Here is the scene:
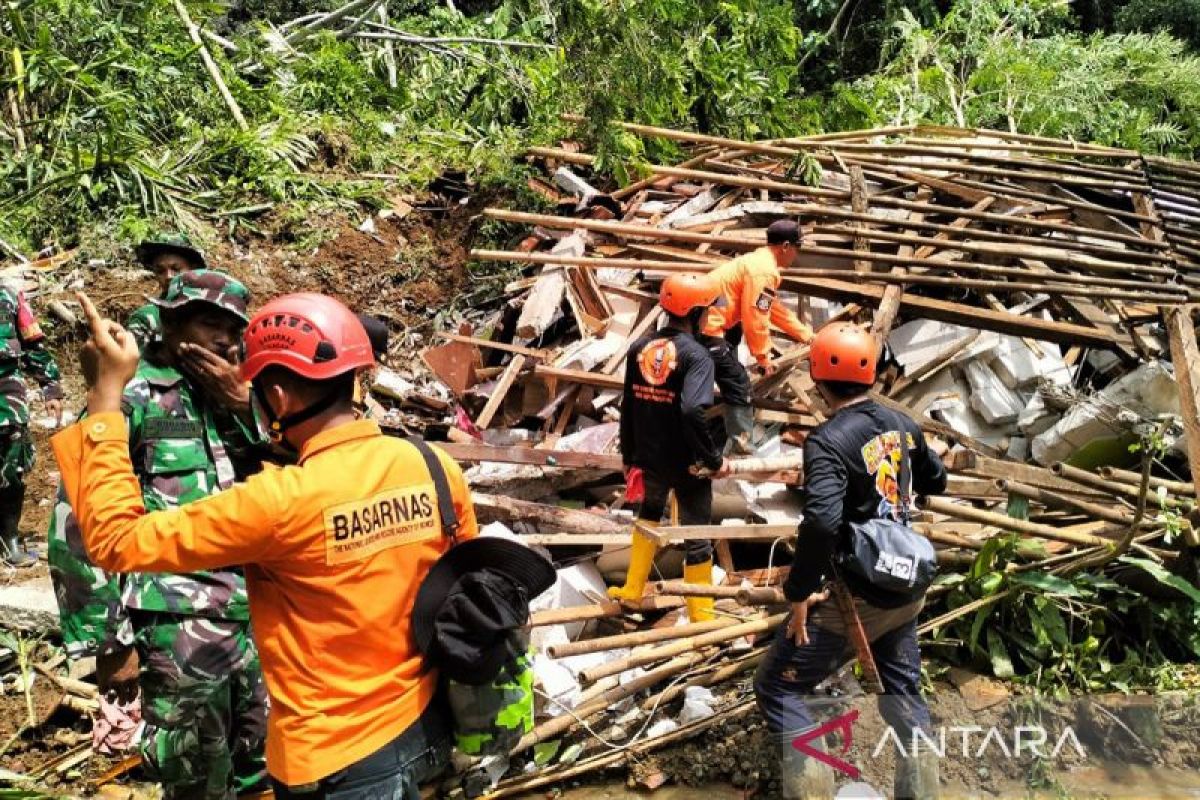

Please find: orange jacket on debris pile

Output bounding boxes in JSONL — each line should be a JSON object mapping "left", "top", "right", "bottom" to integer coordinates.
{"left": 701, "top": 247, "right": 814, "bottom": 366}
{"left": 52, "top": 415, "right": 478, "bottom": 786}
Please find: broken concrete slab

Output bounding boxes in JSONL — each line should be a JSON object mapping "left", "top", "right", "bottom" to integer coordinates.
{"left": 888, "top": 319, "right": 975, "bottom": 374}
{"left": 0, "top": 573, "right": 60, "bottom": 634}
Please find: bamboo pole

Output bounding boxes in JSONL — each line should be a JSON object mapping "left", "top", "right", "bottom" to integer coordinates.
{"left": 809, "top": 225, "right": 1176, "bottom": 279}
{"left": 529, "top": 602, "right": 623, "bottom": 626}
{"left": 736, "top": 586, "right": 787, "bottom": 605}
{"left": 995, "top": 480, "right": 1141, "bottom": 527}
{"left": 1099, "top": 466, "right": 1193, "bottom": 496}
{"left": 471, "top": 248, "right": 1187, "bottom": 303}
{"left": 526, "top": 145, "right": 1168, "bottom": 250}
{"left": 578, "top": 613, "right": 787, "bottom": 685}
{"left": 171, "top": 0, "right": 248, "bottom": 131}
{"left": 1051, "top": 462, "right": 1194, "bottom": 511}
{"left": 514, "top": 651, "right": 708, "bottom": 751}
{"left": 638, "top": 649, "right": 765, "bottom": 711}
{"left": 546, "top": 616, "right": 742, "bottom": 659}
{"left": 652, "top": 581, "right": 745, "bottom": 599}
{"left": 917, "top": 495, "right": 1115, "bottom": 548}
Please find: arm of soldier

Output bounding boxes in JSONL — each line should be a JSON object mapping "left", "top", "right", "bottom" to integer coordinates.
{"left": 52, "top": 413, "right": 287, "bottom": 574}
{"left": 768, "top": 296, "right": 813, "bottom": 344}
{"left": 782, "top": 437, "right": 847, "bottom": 603}
{"left": 740, "top": 271, "right": 776, "bottom": 367}
{"left": 680, "top": 347, "right": 724, "bottom": 473}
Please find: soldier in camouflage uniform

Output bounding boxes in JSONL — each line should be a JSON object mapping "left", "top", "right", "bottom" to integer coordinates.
{"left": 48, "top": 270, "right": 268, "bottom": 800}
{"left": 0, "top": 280, "right": 63, "bottom": 566}
{"left": 126, "top": 233, "right": 207, "bottom": 349}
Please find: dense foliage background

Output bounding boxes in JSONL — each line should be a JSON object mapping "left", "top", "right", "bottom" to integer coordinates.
{"left": 3, "top": 0, "right": 1200, "bottom": 249}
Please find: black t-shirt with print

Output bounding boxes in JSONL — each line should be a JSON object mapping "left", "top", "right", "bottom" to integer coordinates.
{"left": 620, "top": 327, "right": 723, "bottom": 480}
{"left": 784, "top": 399, "right": 948, "bottom": 608}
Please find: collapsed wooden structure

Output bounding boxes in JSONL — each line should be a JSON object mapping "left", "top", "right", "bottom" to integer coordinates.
{"left": 402, "top": 123, "right": 1200, "bottom": 793}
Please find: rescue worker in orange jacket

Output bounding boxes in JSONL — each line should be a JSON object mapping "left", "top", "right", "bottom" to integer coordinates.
{"left": 701, "top": 219, "right": 813, "bottom": 453}
{"left": 56, "top": 292, "right": 478, "bottom": 798}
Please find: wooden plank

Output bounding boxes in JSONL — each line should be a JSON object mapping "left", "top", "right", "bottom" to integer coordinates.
{"left": 474, "top": 493, "right": 624, "bottom": 536}
{"left": 535, "top": 364, "right": 623, "bottom": 390}
{"left": 644, "top": 523, "right": 797, "bottom": 544}
{"left": 602, "top": 306, "right": 663, "bottom": 374}
{"left": 475, "top": 355, "right": 526, "bottom": 429}
{"left": 438, "top": 441, "right": 623, "bottom": 471}
{"left": 946, "top": 451, "right": 1111, "bottom": 498}
{"left": 439, "top": 333, "right": 549, "bottom": 359}
{"left": 849, "top": 165, "right": 871, "bottom": 274}
{"left": 1165, "top": 304, "right": 1200, "bottom": 546}
{"left": 791, "top": 276, "right": 1135, "bottom": 350}
{"left": 520, "top": 533, "right": 633, "bottom": 547}
{"left": 516, "top": 234, "right": 585, "bottom": 339}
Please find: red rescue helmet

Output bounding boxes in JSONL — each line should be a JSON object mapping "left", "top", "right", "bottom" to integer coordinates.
{"left": 659, "top": 272, "right": 724, "bottom": 317}
{"left": 810, "top": 323, "right": 877, "bottom": 385}
{"left": 241, "top": 293, "right": 374, "bottom": 382}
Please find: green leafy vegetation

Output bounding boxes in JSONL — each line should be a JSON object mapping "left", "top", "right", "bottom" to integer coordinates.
{"left": 5, "top": 0, "right": 1200, "bottom": 252}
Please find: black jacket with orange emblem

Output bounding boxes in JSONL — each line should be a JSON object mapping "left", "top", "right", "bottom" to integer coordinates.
{"left": 620, "top": 327, "right": 723, "bottom": 479}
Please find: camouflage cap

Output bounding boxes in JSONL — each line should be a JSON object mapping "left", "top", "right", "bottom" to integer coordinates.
{"left": 135, "top": 232, "right": 207, "bottom": 269}
{"left": 151, "top": 269, "right": 250, "bottom": 322}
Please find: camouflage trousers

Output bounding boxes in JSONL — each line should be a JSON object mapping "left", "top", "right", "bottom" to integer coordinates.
{"left": 0, "top": 423, "right": 32, "bottom": 490}
{"left": 132, "top": 611, "right": 269, "bottom": 800}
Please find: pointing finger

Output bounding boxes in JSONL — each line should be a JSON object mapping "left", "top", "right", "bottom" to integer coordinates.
{"left": 75, "top": 292, "right": 104, "bottom": 333}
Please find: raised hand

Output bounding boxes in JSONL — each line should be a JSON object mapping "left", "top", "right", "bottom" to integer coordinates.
{"left": 77, "top": 292, "right": 139, "bottom": 414}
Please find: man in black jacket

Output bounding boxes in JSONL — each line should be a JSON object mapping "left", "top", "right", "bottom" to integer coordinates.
{"left": 612, "top": 273, "right": 730, "bottom": 622}
{"left": 754, "top": 323, "right": 947, "bottom": 799}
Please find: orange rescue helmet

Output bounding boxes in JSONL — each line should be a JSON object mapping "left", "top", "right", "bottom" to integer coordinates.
{"left": 659, "top": 272, "right": 724, "bottom": 317}
{"left": 810, "top": 323, "right": 877, "bottom": 385}
{"left": 242, "top": 293, "right": 375, "bottom": 382}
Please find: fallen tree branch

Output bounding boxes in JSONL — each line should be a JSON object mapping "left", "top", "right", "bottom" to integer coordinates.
{"left": 358, "top": 21, "right": 555, "bottom": 49}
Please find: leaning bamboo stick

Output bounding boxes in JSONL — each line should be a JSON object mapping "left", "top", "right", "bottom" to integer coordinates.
{"left": 638, "top": 648, "right": 766, "bottom": 711}
{"left": 514, "top": 651, "right": 708, "bottom": 751}
{"left": 578, "top": 613, "right": 787, "bottom": 685}
{"left": 546, "top": 616, "right": 741, "bottom": 659}
{"left": 917, "top": 495, "right": 1115, "bottom": 548}
{"left": 171, "top": 0, "right": 248, "bottom": 131}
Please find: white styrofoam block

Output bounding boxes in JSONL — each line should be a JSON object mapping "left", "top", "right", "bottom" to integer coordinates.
{"left": 887, "top": 320, "right": 974, "bottom": 373}
{"left": 928, "top": 371, "right": 1011, "bottom": 448}
{"left": 989, "top": 336, "right": 1072, "bottom": 390}
{"left": 964, "top": 361, "right": 1025, "bottom": 425}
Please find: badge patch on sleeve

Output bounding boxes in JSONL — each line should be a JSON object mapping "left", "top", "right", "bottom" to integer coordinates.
{"left": 323, "top": 482, "right": 440, "bottom": 565}
{"left": 755, "top": 289, "right": 775, "bottom": 312}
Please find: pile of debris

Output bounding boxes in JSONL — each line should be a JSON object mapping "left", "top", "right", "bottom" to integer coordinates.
{"left": 375, "top": 123, "right": 1200, "bottom": 794}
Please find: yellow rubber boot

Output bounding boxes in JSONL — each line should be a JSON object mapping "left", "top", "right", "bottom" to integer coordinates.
{"left": 607, "top": 523, "right": 659, "bottom": 603}
{"left": 683, "top": 559, "right": 715, "bottom": 622}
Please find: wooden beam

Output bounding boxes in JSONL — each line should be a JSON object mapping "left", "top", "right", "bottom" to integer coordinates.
{"left": 437, "top": 441, "right": 623, "bottom": 471}
{"left": 1165, "top": 304, "right": 1200, "bottom": 546}
{"left": 792, "top": 276, "right": 1135, "bottom": 350}
{"left": 849, "top": 165, "right": 871, "bottom": 274}
{"left": 642, "top": 522, "right": 797, "bottom": 544}
{"left": 475, "top": 354, "right": 526, "bottom": 429}
{"left": 473, "top": 493, "right": 624, "bottom": 536}
{"left": 439, "top": 333, "right": 549, "bottom": 359}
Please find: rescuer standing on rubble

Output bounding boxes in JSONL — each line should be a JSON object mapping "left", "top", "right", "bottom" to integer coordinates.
{"left": 753, "top": 323, "right": 947, "bottom": 800}
{"left": 56, "top": 291, "right": 478, "bottom": 797}
{"left": 610, "top": 272, "right": 730, "bottom": 622}
{"left": 702, "top": 219, "right": 814, "bottom": 453}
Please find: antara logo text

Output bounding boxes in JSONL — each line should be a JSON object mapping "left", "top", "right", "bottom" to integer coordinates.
{"left": 791, "top": 709, "right": 1087, "bottom": 779}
